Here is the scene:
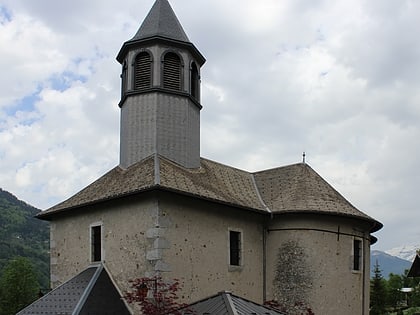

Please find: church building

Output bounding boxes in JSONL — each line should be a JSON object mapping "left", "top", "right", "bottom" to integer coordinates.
{"left": 19, "top": 1, "right": 382, "bottom": 314}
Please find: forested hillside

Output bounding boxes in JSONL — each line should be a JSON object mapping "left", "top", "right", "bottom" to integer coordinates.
{"left": 0, "top": 188, "right": 49, "bottom": 289}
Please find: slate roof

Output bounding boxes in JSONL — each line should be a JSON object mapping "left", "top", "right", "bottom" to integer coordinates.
{"left": 178, "top": 291, "right": 286, "bottom": 315}
{"left": 132, "top": 0, "right": 190, "bottom": 42}
{"left": 37, "top": 155, "right": 382, "bottom": 232}
{"left": 116, "top": 0, "right": 205, "bottom": 68}
{"left": 16, "top": 264, "right": 130, "bottom": 315}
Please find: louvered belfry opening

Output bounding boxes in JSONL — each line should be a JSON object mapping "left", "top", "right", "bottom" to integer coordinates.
{"left": 163, "top": 52, "right": 182, "bottom": 90}
{"left": 134, "top": 52, "right": 152, "bottom": 90}
{"left": 191, "top": 62, "right": 199, "bottom": 99}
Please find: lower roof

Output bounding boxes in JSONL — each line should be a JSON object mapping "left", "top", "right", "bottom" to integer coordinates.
{"left": 408, "top": 254, "right": 420, "bottom": 277}
{"left": 178, "top": 291, "right": 286, "bottom": 315}
{"left": 37, "top": 155, "right": 382, "bottom": 232}
{"left": 16, "top": 264, "right": 130, "bottom": 315}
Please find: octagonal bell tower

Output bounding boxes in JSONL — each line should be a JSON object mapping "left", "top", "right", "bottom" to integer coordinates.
{"left": 117, "top": 0, "right": 205, "bottom": 169}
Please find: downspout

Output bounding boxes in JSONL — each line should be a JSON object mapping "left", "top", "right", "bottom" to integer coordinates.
{"left": 250, "top": 173, "right": 271, "bottom": 303}
{"left": 263, "top": 224, "right": 267, "bottom": 302}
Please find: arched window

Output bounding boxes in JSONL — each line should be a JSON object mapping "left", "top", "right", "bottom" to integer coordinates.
{"left": 190, "top": 62, "right": 199, "bottom": 99}
{"left": 163, "top": 52, "right": 182, "bottom": 91}
{"left": 134, "top": 52, "right": 152, "bottom": 90}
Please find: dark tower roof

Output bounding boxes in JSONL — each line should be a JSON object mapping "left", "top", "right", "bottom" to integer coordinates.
{"left": 132, "top": 0, "right": 190, "bottom": 42}
{"left": 116, "top": 0, "right": 204, "bottom": 64}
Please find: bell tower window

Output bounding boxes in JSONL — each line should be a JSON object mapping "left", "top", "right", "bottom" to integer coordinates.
{"left": 163, "top": 52, "right": 182, "bottom": 91}
{"left": 190, "top": 62, "right": 199, "bottom": 100}
{"left": 134, "top": 52, "right": 152, "bottom": 90}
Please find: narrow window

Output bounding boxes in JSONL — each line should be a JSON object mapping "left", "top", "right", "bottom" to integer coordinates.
{"left": 229, "top": 230, "right": 241, "bottom": 266}
{"left": 91, "top": 225, "right": 102, "bottom": 262}
{"left": 353, "top": 239, "right": 362, "bottom": 271}
{"left": 190, "top": 62, "right": 199, "bottom": 99}
{"left": 134, "top": 52, "right": 152, "bottom": 90}
{"left": 163, "top": 52, "right": 181, "bottom": 90}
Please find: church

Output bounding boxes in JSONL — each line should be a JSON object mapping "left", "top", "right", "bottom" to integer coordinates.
{"left": 18, "top": 1, "right": 382, "bottom": 314}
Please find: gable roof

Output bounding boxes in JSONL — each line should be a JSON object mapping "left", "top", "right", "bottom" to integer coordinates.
{"left": 132, "top": 0, "right": 190, "bottom": 42}
{"left": 408, "top": 253, "right": 420, "bottom": 277}
{"left": 16, "top": 264, "right": 130, "bottom": 315}
{"left": 178, "top": 291, "right": 285, "bottom": 315}
{"left": 37, "top": 155, "right": 381, "bottom": 232}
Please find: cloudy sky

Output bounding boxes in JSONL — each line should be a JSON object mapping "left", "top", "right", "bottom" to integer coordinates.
{"left": 1, "top": 0, "right": 419, "bottom": 251}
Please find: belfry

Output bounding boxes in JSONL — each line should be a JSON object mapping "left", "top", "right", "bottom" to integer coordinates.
{"left": 117, "top": 0, "right": 205, "bottom": 169}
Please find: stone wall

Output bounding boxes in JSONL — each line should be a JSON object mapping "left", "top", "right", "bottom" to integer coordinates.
{"left": 266, "top": 213, "right": 372, "bottom": 315}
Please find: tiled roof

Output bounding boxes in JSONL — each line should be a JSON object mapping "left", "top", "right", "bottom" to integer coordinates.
{"left": 38, "top": 155, "right": 381, "bottom": 232}
{"left": 16, "top": 264, "right": 130, "bottom": 315}
{"left": 159, "top": 157, "right": 265, "bottom": 211}
{"left": 254, "top": 163, "right": 378, "bottom": 222}
{"left": 179, "top": 291, "right": 286, "bottom": 315}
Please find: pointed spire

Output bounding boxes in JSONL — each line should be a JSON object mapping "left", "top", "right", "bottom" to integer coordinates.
{"left": 132, "top": 0, "right": 190, "bottom": 43}
{"left": 117, "top": 0, "right": 204, "bottom": 65}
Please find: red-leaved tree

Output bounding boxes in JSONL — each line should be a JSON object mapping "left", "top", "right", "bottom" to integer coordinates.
{"left": 124, "top": 276, "right": 189, "bottom": 315}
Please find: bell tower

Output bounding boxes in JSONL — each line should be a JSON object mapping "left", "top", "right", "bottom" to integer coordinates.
{"left": 116, "top": 0, "right": 205, "bottom": 169}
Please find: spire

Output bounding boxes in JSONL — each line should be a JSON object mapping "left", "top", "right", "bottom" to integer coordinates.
{"left": 116, "top": 0, "right": 204, "bottom": 65}
{"left": 116, "top": 0, "right": 206, "bottom": 169}
{"left": 132, "top": 0, "right": 190, "bottom": 43}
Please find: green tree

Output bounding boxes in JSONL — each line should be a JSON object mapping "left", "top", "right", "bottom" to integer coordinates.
{"left": 403, "top": 269, "right": 420, "bottom": 308}
{"left": 0, "top": 257, "right": 39, "bottom": 315}
{"left": 387, "top": 273, "right": 404, "bottom": 309}
{"left": 370, "top": 261, "right": 387, "bottom": 315}
{"left": 410, "top": 281, "right": 420, "bottom": 308}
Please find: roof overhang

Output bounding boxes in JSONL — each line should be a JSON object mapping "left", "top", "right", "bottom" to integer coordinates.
{"left": 116, "top": 35, "right": 206, "bottom": 66}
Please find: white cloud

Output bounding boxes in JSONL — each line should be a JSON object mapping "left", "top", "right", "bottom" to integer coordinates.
{"left": 0, "top": 0, "right": 418, "bottom": 251}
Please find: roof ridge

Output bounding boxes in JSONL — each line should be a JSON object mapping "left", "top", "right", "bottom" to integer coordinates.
{"left": 73, "top": 264, "right": 103, "bottom": 314}
{"left": 252, "top": 161, "right": 306, "bottom": 175}
{"left": 221, "top": 292, "right": 239, "bottom": 315}
{"left": 251, "top": 173, "right": 272, "bottom": 213}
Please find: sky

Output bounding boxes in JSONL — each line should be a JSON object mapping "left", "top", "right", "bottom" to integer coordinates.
{"left": 0, "top": 0, "right": 419, "bottom": 252}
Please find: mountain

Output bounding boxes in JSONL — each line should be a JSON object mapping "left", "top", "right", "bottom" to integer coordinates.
{"left": 371, "top": 250, "right": 412, "bottom": 278}
{"left": 0, "top": 188, "right": 49, "bottom": 289}
{"left": 386, "top": 244, "right": 419, "bottom": 263}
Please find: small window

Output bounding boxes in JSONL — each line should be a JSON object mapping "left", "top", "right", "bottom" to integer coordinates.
{"left": 163, "top": 52, "right": 182, "bottom": 90}
{"left": 190, "top": 62, "right": 199, "bottom": 99}
{"left": 91, "top": 225, "right": 102, "bottom": 262}
{"left": 229, "top": 230, "right": 241, "bottom": 266}
{"left": 134, "top": 52, "right": 152, "bottom": 90}
{"left": 353, "top": 239, "right": 362, "bottom": 271}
